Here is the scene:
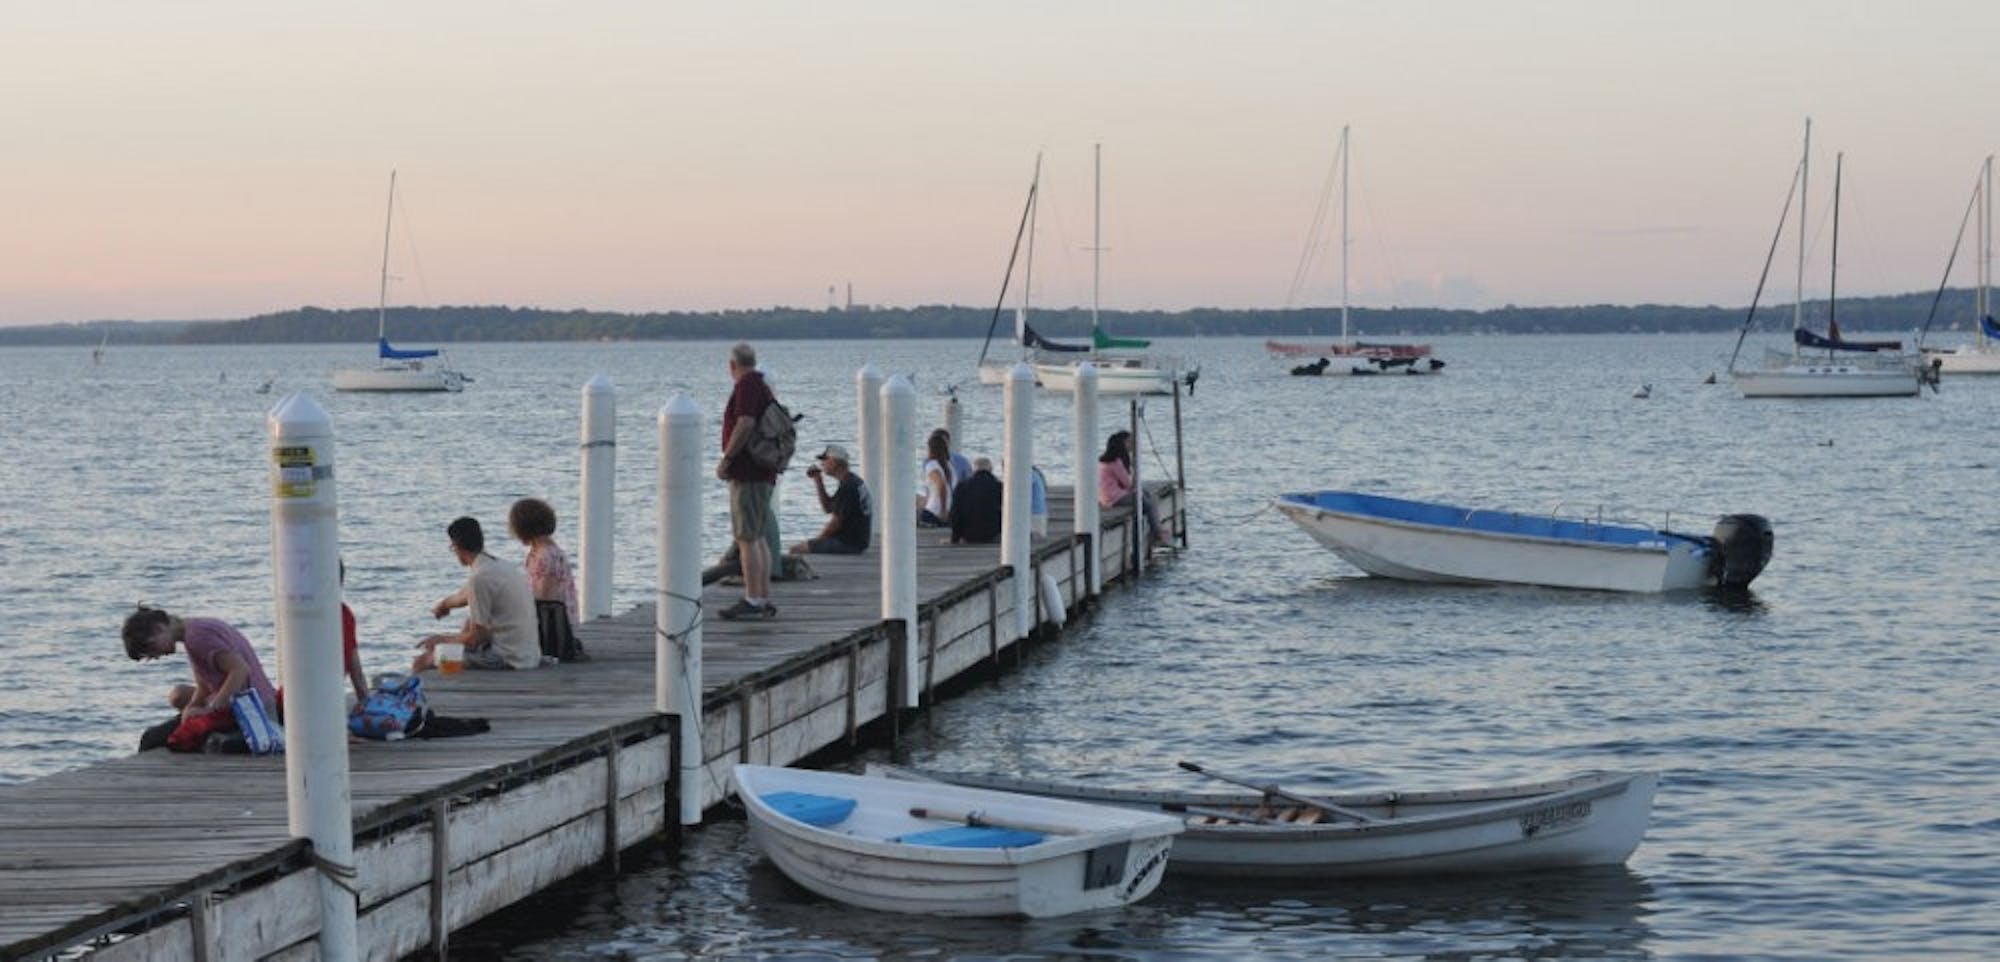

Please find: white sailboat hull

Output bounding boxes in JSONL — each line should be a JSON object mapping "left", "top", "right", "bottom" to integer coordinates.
{"left": 1732, "top": 360, "right": 1922, "bottom": 397}
{"left": 1036, "top": 360, "right": 1177, "bottom": 396}
{"left": 1275, "top": 491, "right": 1724, "bottom": 593}
{"left": 332, "top": 362, "right": 465, "bottom": 392}
{"left": 735, "top": 765, "right": 1181, "bottom": 918}
{"left": 1927, "top": 345, "right": 2000, "bottom": 374}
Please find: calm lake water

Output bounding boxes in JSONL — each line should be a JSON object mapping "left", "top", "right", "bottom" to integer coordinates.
{"left": 2, "top": 334, "right": 1995, "bottom": 959}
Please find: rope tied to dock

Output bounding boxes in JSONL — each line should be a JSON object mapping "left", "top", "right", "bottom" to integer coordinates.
{"left": 306, "top": 843, "right": 362, "bottom": 901}
{"left": 654, "top": 589, "right": 731, "bottom": 801}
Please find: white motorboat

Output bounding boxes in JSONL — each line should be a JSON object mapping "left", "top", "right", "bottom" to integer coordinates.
{"left": 1274, "top": 490, "right": 1772, "bottom": 592}
{"left": 1922, "top": 155, "right": 2000, "bottom": 375}
{"left": 876, "top": 763, "right": 1658, "bottom": 880}
{"left": 733, "top": 764, "right": 1182, "bottom": 918}
{"left": 332, "top": 171, "right": 468, "bottom": 393}
{"left": 1730, "top": 120, "right": 1929, "bottom": 398}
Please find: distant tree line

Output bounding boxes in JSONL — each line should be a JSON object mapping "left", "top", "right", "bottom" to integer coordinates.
{"left": 1, "top": 289, "right": 1986, "bottom": 347}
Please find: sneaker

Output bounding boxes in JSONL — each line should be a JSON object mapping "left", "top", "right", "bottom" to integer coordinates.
{"left": 718, "top": 599, "right": 777, "bottom": 620}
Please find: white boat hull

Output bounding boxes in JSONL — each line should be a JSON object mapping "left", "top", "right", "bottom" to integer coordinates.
{"left": 332, "top": 362, "right": 465, "bottom": 392}
{"left": 879, "top": 768, "right": 1656, "bottom": 880}
{"left": 1926, "top": 345, "right": 2000, "bottom": 374}
{"left": 1732, "top": 362, "right": 1921, "bottom": 397}
{"left": 1275, "top": 492, "right": 1722, "bottom": 592}
{"left": 735, "top": 765, "right": 1181, "bottom": 918}
{"left": 1036, "top": 360, "right": 1176, "bottom": 396}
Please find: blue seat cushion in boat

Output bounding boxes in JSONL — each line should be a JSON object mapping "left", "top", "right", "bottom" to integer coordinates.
{"left": 896, "top": 825, "right": 1046, "bottom": 848}
{"left": 762, "top": 791, "right": 856, "bottom": 827}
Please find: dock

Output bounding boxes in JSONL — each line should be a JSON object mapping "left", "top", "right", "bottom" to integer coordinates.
{"left": 0, "top": 485, "right": 1181, "bottom": 962}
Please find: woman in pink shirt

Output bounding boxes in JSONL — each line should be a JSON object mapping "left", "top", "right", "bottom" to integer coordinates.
{"left": 1096, "top": 430, "right": 1168, "bottom": 549}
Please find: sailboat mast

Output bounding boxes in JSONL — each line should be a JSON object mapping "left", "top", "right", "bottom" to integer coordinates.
{"left": 1023, "top": 154, "right": 1040, "bottom": 324}
{"left": 1091, "top": 143, "right": 1102, "bottom": 331}
{"left": 1794, "top": 120, "right": 1810, "bottom": 343}
{"left": 1828, "top": 152, "right": 1842, "bottom": 340}
{"left": 1982, "top": 154, "right": 1992, "bottom": 337}
{"left": 377, "top": 170, "right": 397, "bottom": 342}
{"left": 1340, "top": 125, "right": 1351, "bottom": 349}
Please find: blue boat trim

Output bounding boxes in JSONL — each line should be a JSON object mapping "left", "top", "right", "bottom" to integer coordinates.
{"left": 895, "top": 825, "right": 1047, "bottom": 848}
{"left": 1277, "top": 491, "right": 1706, "bottom": 551}
{"left": 762, "top": 791, "right": 857, "bottom": 827}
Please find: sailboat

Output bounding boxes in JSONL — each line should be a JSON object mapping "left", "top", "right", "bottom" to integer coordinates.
{"left": 1921, "top": 155, "right": 2000, "bottom": 375}
{"left": 91, "top": 331, "right": 107, "bottom": 365}
{"left": 1265, "top": 126, "right": 1442, "bottom": 376}
{"left": 332, "top": 171, "right": 467, "bottom": 393}
{"left": 976, "top": 154, "right": 1089, "bottom": 385}
{"left": 1033, "top": 145, "right": 1185, "bottom": 396}
{"left": 1730, "top": 121, "right": 1930, "bottom": 399}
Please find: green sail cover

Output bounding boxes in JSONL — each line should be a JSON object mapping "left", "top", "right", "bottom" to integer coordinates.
{"left": 1092, "top": 325, "right": 1150, "bottom": 350}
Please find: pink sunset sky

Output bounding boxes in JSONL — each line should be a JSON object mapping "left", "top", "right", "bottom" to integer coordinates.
{"left": 3, "top": 1, "right": 1997, "bottom": 326}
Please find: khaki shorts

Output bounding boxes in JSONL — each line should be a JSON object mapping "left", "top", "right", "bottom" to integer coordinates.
{"left": 730, "top": 481, "right": 774, "bottom": 542}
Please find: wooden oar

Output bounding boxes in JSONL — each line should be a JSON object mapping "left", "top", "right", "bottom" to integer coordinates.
{"left": 908, "top": 807, "right": 1082, "bottom": 836}
{"left": 1176, "top": 761, "right": 1379, "bottom": 823}
{"left": 1161, "top": 802, "right": 1275, "bottom": 825}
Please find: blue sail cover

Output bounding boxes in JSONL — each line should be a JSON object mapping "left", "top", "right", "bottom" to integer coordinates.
{"left": 1022, "top": 322, "right": 1091, "bottom": 353}
{"left": 378, "top": 337, "right": 440, "bottom": 360}
{"left": 1983, "top": 314, "right": 2000, "bottom": 340}
{"left": 1794, "top": 328, "right": 1900, "bottom": 353}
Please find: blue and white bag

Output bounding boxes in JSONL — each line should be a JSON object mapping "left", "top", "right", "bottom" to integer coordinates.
{"left": 229, "top": 689, "right": 286, "bottom": 755}
{"left": 349, "top": 673, "right": 429, "bottom": 740}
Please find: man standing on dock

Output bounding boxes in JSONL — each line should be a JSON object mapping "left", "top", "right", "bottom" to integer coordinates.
{"left": 717, "top": 341, "right": 779, "bottom": 620}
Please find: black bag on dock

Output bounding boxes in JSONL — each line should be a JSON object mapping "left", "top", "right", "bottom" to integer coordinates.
{"left": 536, "top": 599, "right": 588, "bottom": 663}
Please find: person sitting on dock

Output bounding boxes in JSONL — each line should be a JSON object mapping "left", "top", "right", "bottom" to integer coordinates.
{"left": 950, "top": 456, "right": 1004, "bottom": 544}
{"left": 123, "top": 606, "right": 279, "bottom": 753}
{"left": 413, "top": 516, "right": 541, "bottom": 672}
{"left": 917, "top": 430, "right": 955, "bottom": 528}
{"left": 791, "top": 444, "right": 871, "bottom": 556}
{"left": 1098, "top": 430, "right": 1168, "bottom": 550}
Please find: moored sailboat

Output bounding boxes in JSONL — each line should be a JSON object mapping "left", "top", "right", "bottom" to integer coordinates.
{"left": 1266, "top": 126, "right": 1442, "bottom": 376}
{"left": 1730, "top": 121, "right": 1931, "bottom": 398}
{"left": 332, "top": 171, "right": 467, "bottom": 393}
{"left": 1921, "top": 155, "right": 2000, "bottom": 375}
{"left": 975, "top": 154, "right": 1088, "bottom": 385}
{"left": 1032, "top": 144, "right": 1185, "bottom": 396}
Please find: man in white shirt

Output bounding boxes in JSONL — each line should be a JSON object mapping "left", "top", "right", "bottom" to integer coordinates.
{"left": 413, "top": 516, "right": 541, "bottom": 671}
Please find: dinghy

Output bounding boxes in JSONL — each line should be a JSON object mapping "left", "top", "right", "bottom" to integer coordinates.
{"left": 733, "top": 764, "right": 1182, "bottom": 918}
{"left": 1274, "top": 490, "right": 1772, "bottom": 592}
{"left": 875, "top": 763, "right": 1657, "bottom": 880}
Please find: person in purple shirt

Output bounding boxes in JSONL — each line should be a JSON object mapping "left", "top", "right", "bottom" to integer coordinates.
{"left": 123, "top": 606, "right": 278, "bottom": 751}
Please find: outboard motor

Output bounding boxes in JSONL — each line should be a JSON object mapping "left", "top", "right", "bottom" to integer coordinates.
{"left": 1708, "top": 514, "right": 1774, "bottom": 588}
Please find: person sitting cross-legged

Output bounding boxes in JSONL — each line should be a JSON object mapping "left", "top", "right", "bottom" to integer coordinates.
{"left": 949, "top": 456, "right": 1004, "bottom": 545}
{"left": 413, "top": 516, "right": 541, "bottom": 672}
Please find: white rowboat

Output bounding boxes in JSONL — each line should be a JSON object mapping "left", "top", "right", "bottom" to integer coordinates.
{"left": 876, "top": 766, "right": 1657, "bottom": 880}
{"left": 733, "top": 764, "right": 1182, "bottom": 918}
{"left": 1275, "top": 490, "right": 1772, "bottom": 592}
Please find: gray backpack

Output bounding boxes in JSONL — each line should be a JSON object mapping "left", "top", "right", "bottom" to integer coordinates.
{"left": 745, "top": 399, "right": 797, "bottom": 473}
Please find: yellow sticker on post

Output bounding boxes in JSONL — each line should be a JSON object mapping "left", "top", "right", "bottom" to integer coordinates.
{"left": 273, "top": 445, "right": 317, "bottom": 498}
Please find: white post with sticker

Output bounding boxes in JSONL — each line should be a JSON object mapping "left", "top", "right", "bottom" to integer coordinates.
{"left": 579, "top": 373, "right": 616, "bottom": 620}
{"left": 266, "top": 392, "right": 358, "bottom": 961}
{"left": 657, "top": 394, "right": 703, "bottom": 824}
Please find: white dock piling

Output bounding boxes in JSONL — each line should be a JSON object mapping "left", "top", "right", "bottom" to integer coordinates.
{"left": 857, "top": 364, "right": 884, "bottom": 544}
{"left": 265, "top": 392, "right": 358, "bottom": 962}
{"left": 1072, "top": 362, "right": 1101, "bottom": 597}
{"left": 1001, "top": 363, "right": 1035, "bottom": 639}
{"left": 657, "top": 394, "right": 704, "bottom": 825}
{"left": 579, "top": 374, "right": 616, "bottom": 621}
{"left": 942, "top": 389, "right": 962, "bottom": 452}
{"left": 881, "top": 375, "right": 919, "bottom": 708}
